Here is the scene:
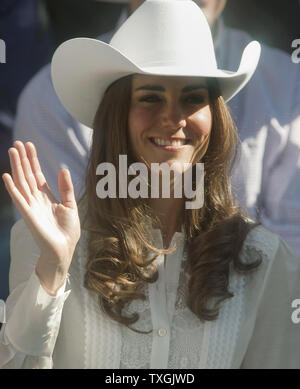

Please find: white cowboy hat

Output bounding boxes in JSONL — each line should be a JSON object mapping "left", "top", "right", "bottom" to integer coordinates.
{"left": 51, "top": 0, "right": 261, "bottom": 128}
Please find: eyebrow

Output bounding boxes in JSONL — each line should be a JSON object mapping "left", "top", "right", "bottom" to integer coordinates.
{"left": 182, "top": 85, "right": 207, "bottom": 93}
{"left": 134, "top": 84, "right": 207, "bottom": 92}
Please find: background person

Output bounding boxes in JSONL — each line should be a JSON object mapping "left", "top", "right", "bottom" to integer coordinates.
{"left": 0, "top": 0, "right": 127, "bottom": 302}
{"left": 0, "top": 0, "right": 53, "bottom": 301}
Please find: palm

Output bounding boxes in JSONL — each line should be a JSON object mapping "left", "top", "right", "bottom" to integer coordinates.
{"left": 28, "top": 187, "right": 80, "bottom": 260}
{"left": 2, "top": 141, "right": 81, "bottom": 263}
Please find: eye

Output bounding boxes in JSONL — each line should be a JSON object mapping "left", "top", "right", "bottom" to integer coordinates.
{"left": 184, "top": 94, "right": 206, "bottom": 104}
{"left": 139, "top": 94, "right": 162, "bottom": 103}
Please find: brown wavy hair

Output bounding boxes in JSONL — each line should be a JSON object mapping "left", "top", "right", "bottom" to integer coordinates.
{"left": 79, "top": 74, "right": 261, "bottom": 330}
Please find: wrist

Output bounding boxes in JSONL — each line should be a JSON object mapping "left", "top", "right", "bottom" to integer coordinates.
{"left": 36, "top": 257, "right": 69, "bottom": 296}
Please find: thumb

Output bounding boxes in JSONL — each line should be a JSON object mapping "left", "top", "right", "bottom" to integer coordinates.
{"left": 58, "top": 168, "right": 77, "bottom": 210}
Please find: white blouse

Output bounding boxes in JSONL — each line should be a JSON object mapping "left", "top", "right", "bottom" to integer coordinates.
{"left": 1, "top": 216, "right": 300, "bottom": 369}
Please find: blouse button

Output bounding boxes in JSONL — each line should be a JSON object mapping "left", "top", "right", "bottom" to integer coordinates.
{"left": 158, "top": 328, "right": 167, "bottom": 337}
{"left": 180, "top": 357, "right": 188, "bottom": 368}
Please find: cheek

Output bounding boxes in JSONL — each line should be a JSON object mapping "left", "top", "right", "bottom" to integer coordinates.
{"left": 188, "top": 106, "right": 212, "bottom": 138}
{"left": 128, "top": 105, "right": 156, "bottom": 139}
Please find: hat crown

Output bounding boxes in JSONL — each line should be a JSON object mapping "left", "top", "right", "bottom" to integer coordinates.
{"left": 110, "top": 0, "right": 217, "bottom": 72}
{"left": 51, "top": 0, "right": 261, "bottom": 128}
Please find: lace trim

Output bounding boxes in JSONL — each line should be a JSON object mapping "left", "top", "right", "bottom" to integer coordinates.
{"left": 119, "top": 284, "right": 151, "bottom": 369}
{"left": 200, "top": 271, "right": 246, "bottom": 369}
{"left": 170, "top": 267, "right": 204, "bottom": 368}
{"left": 76, "top": 229, "right": 122, "bottom": 369}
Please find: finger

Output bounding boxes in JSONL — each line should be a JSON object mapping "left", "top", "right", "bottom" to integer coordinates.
{"left": 2, "top": 173, "right": 50, "bottom": 246}
{"left": 8, "top": 147, "right": 32, "bottom": 203}
{"left": 25, "top": 141, "right": 58, "bottom": 204}
{"left": 2, "top": 173, "right": 31, "bottom": 218}
{"left": 58, "top": 169, "right": 77, "bottom": 210}
{"left": 13, "top": 140, "right": 38, "bottom": 194}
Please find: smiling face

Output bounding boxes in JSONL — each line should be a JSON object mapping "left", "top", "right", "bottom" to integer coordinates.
{"left": 128, "top": 74, "right": 212, "bottom": 171}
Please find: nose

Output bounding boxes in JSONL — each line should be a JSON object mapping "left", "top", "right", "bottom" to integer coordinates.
{"left": 161, "top": 100, "right": 187, "bottom": 130}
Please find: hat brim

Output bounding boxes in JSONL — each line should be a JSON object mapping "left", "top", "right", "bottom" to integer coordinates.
{"left": 51, "top": 38, "right": 261, "bottom": 128}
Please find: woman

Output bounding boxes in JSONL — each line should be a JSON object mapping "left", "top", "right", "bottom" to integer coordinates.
{"left": 1, "top": 0, "right": 300, "bottom": 369}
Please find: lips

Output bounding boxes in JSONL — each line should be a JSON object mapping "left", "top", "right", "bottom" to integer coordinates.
{"left": 150, "top": 137, "right": 190, "bottom": 147}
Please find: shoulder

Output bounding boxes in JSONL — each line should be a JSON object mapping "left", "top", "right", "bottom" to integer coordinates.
{"left": 240, "top": 223, "right": 300, "bottom": 274}
{"left": 17, "top": 63, "right": 52, "bottom": 104}
{"left": 15, "top": 62, "right": 79, "bottom": 127}
{"left": 16, "top": 63, "right": 71, "bottom": 118}
{"left": 241, "top": 224, "right": 279, "bottom": 263}
{"left": 223, "top": 24, "right": 293, "bottom": 69}
{"left": 223, "top": 24, "right": 299, "bottom": 95}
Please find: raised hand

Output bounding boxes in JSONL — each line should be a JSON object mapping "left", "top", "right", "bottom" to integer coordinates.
{"left": 2, "top": 141, "right": 81, "bottom": 273}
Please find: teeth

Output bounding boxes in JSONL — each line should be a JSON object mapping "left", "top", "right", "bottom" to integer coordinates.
{"left": 153, "top": 138, "right": 186, "bottom": 147}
